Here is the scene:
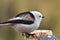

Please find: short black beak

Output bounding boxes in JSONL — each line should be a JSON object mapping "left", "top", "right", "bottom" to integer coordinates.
{"left": 42, "top": 16, "right": 44, "bottom": 18}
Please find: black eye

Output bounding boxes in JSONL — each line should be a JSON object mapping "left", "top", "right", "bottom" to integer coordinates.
{"left": 39, "top": 16, "right": 41, "bottom": 17}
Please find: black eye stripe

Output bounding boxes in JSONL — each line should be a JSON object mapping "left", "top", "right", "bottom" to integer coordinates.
{"left": 39, "top": 16, "right": 41, "bottom": 17}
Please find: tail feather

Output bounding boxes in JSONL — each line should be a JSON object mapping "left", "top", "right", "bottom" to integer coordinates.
{"left": 0, "top": 22, "right": 10, "bottom": 25}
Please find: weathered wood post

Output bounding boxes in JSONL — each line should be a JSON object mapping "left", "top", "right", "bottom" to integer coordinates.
{"left": 23, "top": 30, "right": 53, "bottom": 40}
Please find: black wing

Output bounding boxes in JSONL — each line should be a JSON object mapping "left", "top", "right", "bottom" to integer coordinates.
{"left": 0, "top": 19, "right": 34, "bottom": 25}
{"left": 15, "top": 11, "right": 35, "bottom": 19}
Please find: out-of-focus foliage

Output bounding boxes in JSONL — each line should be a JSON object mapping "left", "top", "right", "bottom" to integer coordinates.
{"left": 0, "top": 0, "right": 60, "bottom": 40}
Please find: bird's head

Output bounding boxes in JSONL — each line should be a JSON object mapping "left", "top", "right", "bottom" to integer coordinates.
{"left": 30, "top": 11, "right": 44, "bottom": 26}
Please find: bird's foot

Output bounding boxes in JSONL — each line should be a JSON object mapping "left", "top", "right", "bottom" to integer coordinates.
{"left": 22, "top": 32, "right": 35, "bottom": 38}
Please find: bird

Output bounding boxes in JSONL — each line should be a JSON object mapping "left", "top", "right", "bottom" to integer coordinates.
{"left": 0, "top": 11, "right": 44, "bottom": 34}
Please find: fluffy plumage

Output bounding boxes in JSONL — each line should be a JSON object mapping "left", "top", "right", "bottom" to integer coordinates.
{"left": 0, "top": 11, "right": 44, "bottom": 33}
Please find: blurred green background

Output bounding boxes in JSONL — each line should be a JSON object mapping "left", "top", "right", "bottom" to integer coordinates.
{"left": 0, "top": 0, "right": 60, "bottom": 40}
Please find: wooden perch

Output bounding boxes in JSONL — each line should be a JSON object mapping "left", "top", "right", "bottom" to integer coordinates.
{"left": 23, "top": 30, "right": 53, "bottom": 40}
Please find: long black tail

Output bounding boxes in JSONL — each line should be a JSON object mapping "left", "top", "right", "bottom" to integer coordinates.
{"left": 0, "top": 21, "right": 10, "bottom": 25}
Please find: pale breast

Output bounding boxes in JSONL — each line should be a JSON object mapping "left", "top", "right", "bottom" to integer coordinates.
{"left": 12, "top": 24, "right": 34, "bottom": 33}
